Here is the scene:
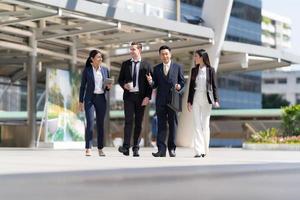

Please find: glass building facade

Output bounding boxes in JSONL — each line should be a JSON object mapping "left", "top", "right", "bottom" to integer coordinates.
{"left": 226, "top": 0, "right": 262, "bottom": 45}
{"left": 217, "top": 71, "right": 262, "bottom": 109}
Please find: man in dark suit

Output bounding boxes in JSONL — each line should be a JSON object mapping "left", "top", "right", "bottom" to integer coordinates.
{"left": 118, "top": 42, "right": 153, "bottom": 157}
{"left": 146, "top": 45, "right": 185, "bottom": 157}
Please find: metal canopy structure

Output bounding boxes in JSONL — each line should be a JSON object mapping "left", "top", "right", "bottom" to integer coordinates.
{"left": 1, "top": 0, "right": 299, "bottom": 79}
{"left": 0, "top": 0, "right": 214, "bottom": 81}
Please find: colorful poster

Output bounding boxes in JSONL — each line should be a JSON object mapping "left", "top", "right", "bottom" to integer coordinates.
{"left": 46, "top": 69, "right": 84, "bottom": 142}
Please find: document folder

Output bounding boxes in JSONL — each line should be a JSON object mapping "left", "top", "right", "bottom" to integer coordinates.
{"left": 167, "top": 87, "right": 183, "bottom": 112}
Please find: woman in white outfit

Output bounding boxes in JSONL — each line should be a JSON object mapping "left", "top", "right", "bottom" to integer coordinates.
{"left": 187, "top": 49, "right": 220, "bottom": 158}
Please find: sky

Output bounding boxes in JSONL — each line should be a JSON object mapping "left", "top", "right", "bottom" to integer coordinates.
{"left": 262, "top": 0, "right": 300, "bottom": 69}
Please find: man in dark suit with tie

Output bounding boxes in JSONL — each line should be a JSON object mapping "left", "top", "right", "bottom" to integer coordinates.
{"left": 118, "top": 42, "right": 153, "bottom": 157}
{"left": 146, "top": 45, "right": 185, "bottom": 157}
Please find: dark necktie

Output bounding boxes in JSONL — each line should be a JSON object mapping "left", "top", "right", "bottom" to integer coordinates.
{"left": 132, "top": 61, "right": 138, "bottom": 87}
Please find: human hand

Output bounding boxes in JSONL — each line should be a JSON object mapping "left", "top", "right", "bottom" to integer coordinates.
{"left": 124, "top": 83, "right": 131, "bottom": 90}
{"left": 146, "top": 73, "right": 152, "bottom": 84}
{"left": 214, "top": 102, "right": 220, "bottom": 108}
{"left": 175, "top": 84, "right": 181, "bottom": 91}
{"left": 187, "top": 103, "right": 192, "bottom": 112}
{"left": 141, "top": 97, "right": 150, "bottom": 106}
{"left": 106, "top": 83, "right": 113, "bottom": 89}
{"left": 79, "top": 102, "right": 84, "bottom": 112}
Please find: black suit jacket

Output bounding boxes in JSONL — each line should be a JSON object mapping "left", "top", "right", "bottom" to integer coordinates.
{"left": 118, "top": 59, "right": 153, "bottom": 100}
{"left": 187, "top": 66, "right": 219, "bottom": 105}
{"left": 79, "top": 66, "right": 110, "bottom": 103}
{"left": 152, "top": 61, "right": 185, "bottom": 106}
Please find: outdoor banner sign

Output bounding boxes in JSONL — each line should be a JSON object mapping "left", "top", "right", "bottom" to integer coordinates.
{"left": 45, "top": 68, "right": 85, "bottom": 142}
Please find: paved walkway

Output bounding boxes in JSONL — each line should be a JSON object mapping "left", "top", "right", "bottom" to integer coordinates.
{"left": 1, "top": 147, "right": 300, "bottom": 200}
{"left": 1, "top": 147, "right": 300, "bottom": 175}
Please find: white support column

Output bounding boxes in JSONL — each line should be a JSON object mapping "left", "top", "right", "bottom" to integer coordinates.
{"left": 28, "top": 29, "right": 37, "bottom": 147}
{"left": 103, "top": 52, "right": 112, "bottom": 146}
{"left": 177, "top": 0, "right": 233, "bottom": 147}
{"left": 201, "top": 0, "right": 233, "bottom": 71}
{"left": 176, "top": 0, "right": 181, "bottom": 22}
{"left": 69, "top": 36, "right": 77, "bottom": 72}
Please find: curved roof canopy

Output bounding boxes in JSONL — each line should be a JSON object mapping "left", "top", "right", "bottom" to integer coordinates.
{"left": 0, "top": 0, "right": 298, "bottom": 83}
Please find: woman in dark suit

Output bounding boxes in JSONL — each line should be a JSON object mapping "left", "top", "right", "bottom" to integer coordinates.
{"left": 79, "top": 49, "right": 112, "bottom": 156}
{"left": 187, "top": 49, "right": 220, "bottom": 158}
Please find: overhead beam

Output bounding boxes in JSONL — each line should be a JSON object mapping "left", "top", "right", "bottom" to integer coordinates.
{"left": 0, "top": 33, "right": 24, "bottom": 43}
{"left": 77, "top": 31, "right": 166, "bottom": 50}
{"left": 47, "top": 38, "right": 74, "bottom": 46}
{"left": 0, "top": 40, "right": 86, "bottom": 63}
{"left": 1, "top": 0, "right": 59, "bottom": 14}
{"left": 10, "top": 68, "right": 26, "bottom": 82}
{"left": 220, "top": 53, "right": 248, "bottom": 68}
{"left": 0, "top": 25, "right": 33, "bottom": 37}
{"left": 109, "top": 42, "right": 211, "bottom": 62}
{"left": 36, "top": 23, "right": 121, "bottom": 41}
{"left": 0, "top": 9, "right": 60, "bottom": 26}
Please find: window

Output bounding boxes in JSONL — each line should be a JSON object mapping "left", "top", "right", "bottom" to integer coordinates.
{"left": 296, "top": 77, "right": 300, "bottom": 84}
{"left": 217, "top": 77, "right": 227, "bottom": 88}
{"left": 296, "top": 94, "right": 300, "bottom": 104}
{"left": 230, "top": 1, "right": 262, "bottom": 23}
{"left": 278, "top": 78, "right": 287, "bottom": 84}
{"left": 180, "top": 0, "right": 204, "bottom": 7}
{"left": 264, "top": 79, "right": 275, "bottom": 84}
{"left": 228, "top": 79, "right": 240, "bottom": 90}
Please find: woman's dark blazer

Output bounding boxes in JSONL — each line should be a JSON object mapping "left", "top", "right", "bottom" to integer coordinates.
{"left": 187, "top": 66, "right": 218, "bottom": 105}
{"left": 79, "top": 66, "right": 110, "bottom": 103}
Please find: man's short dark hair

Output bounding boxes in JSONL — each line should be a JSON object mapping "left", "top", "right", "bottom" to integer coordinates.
{"left": 159, "top": 45, "right": 171, "bottom": 53}
{"left": 131, "top": 41, "right": 142, "bottom": 50}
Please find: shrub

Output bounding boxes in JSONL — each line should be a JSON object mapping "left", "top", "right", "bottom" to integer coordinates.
{"left": 247, "top": 128, "right": 300, "bottom": 144}
{"left": 282, "top": 104, "right": 300, "bottom": 136}
{"left": 248, "top": 128, "right": 279, "bottom": 143}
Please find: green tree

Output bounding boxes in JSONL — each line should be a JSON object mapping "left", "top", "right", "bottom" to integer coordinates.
{"left": 262, "top": 94, "right": 290, "bottom": 108}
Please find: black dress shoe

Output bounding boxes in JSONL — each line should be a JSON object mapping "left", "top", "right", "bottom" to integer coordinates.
{"left": 118, "top": 146, "right": 129, "bottom": 156}
{"left": 169, "top": 150, "right": 176, "bottom": 157}
{"left": 133, "top": 150, "right": 140, "bottom": 157}
{"left": 201, "top": 154, "right": 206, "bottom": 157}
{"left": 194, "top": 155, "right": 201, "bottom": 158}
{"left": 152, "top": 151, "right": 166, "bottom": 157}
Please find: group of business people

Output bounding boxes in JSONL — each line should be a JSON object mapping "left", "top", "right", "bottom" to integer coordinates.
{"left": 79, "top": 42, "right": 219, "bottom": 158}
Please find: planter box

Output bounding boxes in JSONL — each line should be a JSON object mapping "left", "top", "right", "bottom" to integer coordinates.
{"left": 243, "top": 143, "right": 300, "bottom": 151}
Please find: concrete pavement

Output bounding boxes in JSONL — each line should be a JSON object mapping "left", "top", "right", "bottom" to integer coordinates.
{"left": 1, "top": 147, "right": 300, "bottom": 200}
{"left": 1, "top": 147, "right": 300, "bottom": 175}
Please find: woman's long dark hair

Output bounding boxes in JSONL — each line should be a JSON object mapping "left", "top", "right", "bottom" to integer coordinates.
{"left": 195, "top": 49, "right": 211, "bottom": 67}
{"left": 85, "top": 49, "right": 101, "bottom": 68}
{"left": 191, "top": 49, "right": 211, "bottom": 80}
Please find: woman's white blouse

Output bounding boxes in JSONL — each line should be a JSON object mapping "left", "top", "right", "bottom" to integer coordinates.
{"left": 195, "top": 66, "right": 207, "bottom": 92}
{"left": 93, "top": 67, "right": 104, "bottom": 94}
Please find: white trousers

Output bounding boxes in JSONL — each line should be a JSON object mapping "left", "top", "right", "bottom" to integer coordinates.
{"left": 192, "top": 91, "right": 212, "bottom": 155}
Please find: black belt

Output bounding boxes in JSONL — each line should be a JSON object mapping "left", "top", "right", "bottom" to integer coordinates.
{"left": 129, "top": 92, "right": 139, "bottom": 95}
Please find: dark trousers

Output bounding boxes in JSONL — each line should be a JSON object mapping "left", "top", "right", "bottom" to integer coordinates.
{"left": 156, "top": 104, "right": 177, "bottom": 154}
{"left": 123, "top": 93, "right": 145, "bottom": 151}
{"left": 84, "top": 94, "right": 106, "bottom": 149}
